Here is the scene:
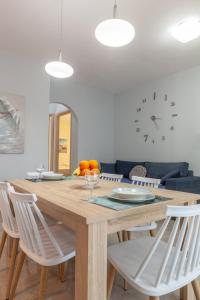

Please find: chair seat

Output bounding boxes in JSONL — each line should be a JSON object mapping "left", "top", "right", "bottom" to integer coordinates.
{"left": 108, "top": 237, "right": 199, "bottom": 297}
{"left": 126, "top": 222, "right": 157, "bottom": 232}
{"left": 20, "top": 223, "right": 75, "bottom": 267}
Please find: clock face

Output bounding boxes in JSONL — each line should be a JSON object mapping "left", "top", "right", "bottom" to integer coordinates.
{"left": 134, "top": 92, "right": 178, "bottom": 144}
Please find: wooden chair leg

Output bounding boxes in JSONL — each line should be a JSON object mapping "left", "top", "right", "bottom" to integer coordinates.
{"left": 58, "top": 262, "right": 66, "bottom": 282}
{"left": 117, "top": 232, "right": 123, "bottom": 243}
{"left": 5, "top": 238, "right": 19, "bottom": 300}
{"left": 7, "top": 236, "right": 13, "bottom": 258}
{"left": 9, "top": 251, "right": 26, "bottom": 300}
{"left": 192, "top": 279, "right": 200, "bottom": 300}
{"left": 150, "top": 229, "right": 156, "bottom": 237}
{"left": 107, "top": 264, "right": 116, "bottom": 300}
{"left": 128, "top": 231, "right": 132, "bottom": 240}
{"left": 39, "top": 266, "right": 48, "bottom": 300}
{"left": 122, "top": 230, "right": 128, "bottom": 241}
{"left": 0, "top": 230, "right": 7, "bottom": 259}
{"left": 180, "top": 287, "right": 184, "bottom": 300}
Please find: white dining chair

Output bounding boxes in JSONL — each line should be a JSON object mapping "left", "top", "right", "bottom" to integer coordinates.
{"left": 100, "top": 173, "right": 123, "bottom": 182}
{"left": 126, "top": 176, "right": 161, "bottom": 238}
{"left": 132, "top": 176, "right": 161, "bottom": 188}
{"left": 108, "top": 204, "right": 200, "bottom": 300}
{"left": 9, "top": 191, "right": 75, "bottom": 300}
{"left": 0, "top": 182, "right": 20, "bottom": 300}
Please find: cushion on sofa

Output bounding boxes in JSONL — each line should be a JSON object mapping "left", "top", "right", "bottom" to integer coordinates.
{"left": 100, "top": 162, "right": 116, "bottom": 174}
{"left": 145, "top": 162, "right": 189, "bottom": 179}
{"left": 160, "top": 169, "right": 180, "bottom": 184}
{"left": 116, "top": 160, "right": 145, "bottom": 178}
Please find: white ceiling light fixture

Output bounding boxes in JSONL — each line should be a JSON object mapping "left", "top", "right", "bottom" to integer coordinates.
{"left": 95, "top": 0, "right": 135, "bottom": 47}
{"left": 171, "top": 17, "right": 200, "bottom": 43}
{"left": 45, "top": 0, "right": 74, "bottom": 78}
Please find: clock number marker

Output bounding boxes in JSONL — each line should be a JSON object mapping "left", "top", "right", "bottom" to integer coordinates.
{"left": 134, "top": 120, "right": 139, "bottom": 123}
{"left": 152, "top": 139, "right": 155, "bottom": 144}
{"left": 144, "top": 134, "right": 148, "bottom": 142}
{"left": 137, "top": 108, "right": 141, "bottom": 112}
{"left": 142, "top": 98, "right": 147, "bottom": 103}
{"left": 136, "top": 128, "right": 140, "bottom": 132}
{"left": 162, "top": 136, "right": 166, "bottom": 141}
{"left": 170, "top": 126, "right": 174, "bottom": 131}
{"left": 170, "top": 101, "right": 175, "bottom": 107}
{"left": 164, "top": 94, "right": 168, "bottom": 101}
{"left": 153, "top": 92, "right": 156, "bottom": 100}
{"left": 172, "top": 114, "right": 178, "bottom": 117}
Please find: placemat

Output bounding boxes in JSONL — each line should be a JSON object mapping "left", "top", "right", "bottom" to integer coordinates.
{"left": 89, "top": 195, "right": 172, "bottom": 211}
{"left": 26, "top": 176, "right": 74, "bottom": 183}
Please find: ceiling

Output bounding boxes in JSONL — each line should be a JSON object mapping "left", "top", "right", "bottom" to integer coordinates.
{"left": 1, "top": 0, "right": 200, "bottom": 93}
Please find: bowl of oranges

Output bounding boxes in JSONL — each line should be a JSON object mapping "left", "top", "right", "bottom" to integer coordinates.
{"left": 73, "top": 160, "right": 100, "bottom": 176}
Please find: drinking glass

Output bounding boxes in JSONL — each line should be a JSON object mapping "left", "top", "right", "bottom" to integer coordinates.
{"left": 85, "top": 171, "right": 99, "bottom": 201}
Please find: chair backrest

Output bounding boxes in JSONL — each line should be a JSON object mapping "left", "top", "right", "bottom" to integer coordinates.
{"left": 100, "top": 173, "right": 123, "bottom": 182}
{"left": 9, "top": 191, "right": 64, "bottom": 259}
{"left": 134, "top": 205, "right": 200, "bottom": 288}
{"left": 132, "top": 176, "right": 161, "bottom": 188}
{"left": 0, "top": 182, "right": 18, "bottom": 237}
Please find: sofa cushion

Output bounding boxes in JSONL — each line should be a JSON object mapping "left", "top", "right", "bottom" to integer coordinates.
{"left": 116, "top": 160, "right": 145, "bottom": 178}
{"left": 100, "top": 162, "right": 116, "bottom": 174}
{"left": 145, "top": 162, "right": 189, "bottom": 179}
{"left": 160, "top": 169, "right": 180, "bottom": 184}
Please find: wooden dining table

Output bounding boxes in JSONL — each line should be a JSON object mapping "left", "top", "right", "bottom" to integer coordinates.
{"left": 10, "top": 178, "right": 200, "bottom": 300}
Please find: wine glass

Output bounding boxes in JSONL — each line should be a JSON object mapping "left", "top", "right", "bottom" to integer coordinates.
{"left": 85, "top": 170, "right": 99, "bottom": 201}
{"left": 37, "top": 163, "right": 45, "bottom": 179}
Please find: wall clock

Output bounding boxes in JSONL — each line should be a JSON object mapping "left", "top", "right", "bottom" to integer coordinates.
{"left": 134, "top": 92, "right": 178, "bottom": 144}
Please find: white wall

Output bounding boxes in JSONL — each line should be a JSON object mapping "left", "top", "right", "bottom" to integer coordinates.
{"left": 115, "top": 65, "right": 200, "bottom": 175}
{"left": 0, "top": 53, "right": 49, "bottom": 180}
{"left": 50, "top": 80, "right": 115, "bottom": 164}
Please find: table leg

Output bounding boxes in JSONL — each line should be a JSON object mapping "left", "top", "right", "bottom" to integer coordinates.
{"left": 75, "top": 221, "right": 107, "bottom": 300}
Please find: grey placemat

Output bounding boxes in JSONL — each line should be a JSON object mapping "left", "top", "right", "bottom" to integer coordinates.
{"left": 89, "top": 195, "right": 172, "bottom": 211}
{"left": 26, "top": 176, "right": 74, "bottom": 183}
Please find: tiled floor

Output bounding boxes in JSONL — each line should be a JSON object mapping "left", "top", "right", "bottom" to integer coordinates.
{"left": 0, "top": 223, "right": 180, "bottom": 300}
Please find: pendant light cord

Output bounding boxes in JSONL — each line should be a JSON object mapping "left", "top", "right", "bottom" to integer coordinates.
{"left": 113, "top": 0, "right": 117, "bottom": 19}
{"left": 59, "top": 0, "right": 63, "bottom": 61}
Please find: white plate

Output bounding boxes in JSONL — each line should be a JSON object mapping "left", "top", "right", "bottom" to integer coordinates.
{"left": 109, "top": 194, "right": 155, "bottom": 203}
{"left": 112, "top": 187, "right": 152, "bottom": 199}
{"left": 42, "top": 173, "right": 64, "bottom": 180}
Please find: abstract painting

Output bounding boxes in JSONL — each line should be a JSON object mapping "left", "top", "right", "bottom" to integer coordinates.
{"left": 0, "top": 93, "right": 25, "bottom": 154}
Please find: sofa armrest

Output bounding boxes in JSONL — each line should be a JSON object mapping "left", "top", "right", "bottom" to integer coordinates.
{"left": 165, "top": 176, "right": 200, "bottom": 194}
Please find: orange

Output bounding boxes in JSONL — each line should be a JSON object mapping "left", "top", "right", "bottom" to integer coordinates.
{"left": 89, "top": 160, "right": 99, "bottom": 169}
{"left": 79, "top": 160, "right": 89, "bottom": 170}
{"left": 90, "top": 168, "right": 100, "bottom": 175}
{"left": 80, "top": 169, "right": 90, "bottom": 176}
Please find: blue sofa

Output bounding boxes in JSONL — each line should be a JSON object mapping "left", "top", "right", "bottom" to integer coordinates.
{"left": 100, "top": 160, "right": 200, "bottom": 194}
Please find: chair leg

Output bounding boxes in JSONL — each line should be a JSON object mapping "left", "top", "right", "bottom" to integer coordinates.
{"left": 39, "top": 266, "right": 48, "bottom": 300}
{"left": 5, "top": 238, "right": 19, "bottom": 300}
{"left": 9, "top": 251, "right": 26, "bottom": 300}
{"left": 122, "top": 231, "right": 129, "bottom": 290}
{"left": 0, "top": 230, "right": 7, "bottom": 259}
{"left": 7, "top": 236, "right": 13, "bottom": 258}
{"left": 107, "top": 264, "right": 116, "bottom": 300}
{"left": 150, "top": 229, "right": 156, "bottom": 237}
{"left": 117, "top": 232, "right": 123, "bottom": 243}
{"left": 192, "top": 279, "right": 200, "bottom": 300}
{"left": 58, "top": 262, "right": 66, "bottom": 282}
{"left": 180, "top": 287, "right": 184, "bottom": 300}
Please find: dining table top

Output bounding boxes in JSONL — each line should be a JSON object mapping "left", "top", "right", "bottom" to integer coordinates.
{"left": 10, "top": 177, "right": 200, "bottom": 226}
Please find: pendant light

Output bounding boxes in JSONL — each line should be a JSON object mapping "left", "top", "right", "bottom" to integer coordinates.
{"left": 95, "top": 0, "right": 135, "bottom": 47}
{"left": 45, "top": 0, "right": 74, "bottom": 78}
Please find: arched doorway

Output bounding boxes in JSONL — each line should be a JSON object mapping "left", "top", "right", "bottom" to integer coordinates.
{"left": 48, "top": 103, "right": 78, "bottom": 175}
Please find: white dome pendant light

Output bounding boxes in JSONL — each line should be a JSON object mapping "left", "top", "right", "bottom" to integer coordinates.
{"left": 45, "top": 0, "right": 74, "bottom": 78}
{"left": 95, "top": 0, "right": 135, "bottom": 47}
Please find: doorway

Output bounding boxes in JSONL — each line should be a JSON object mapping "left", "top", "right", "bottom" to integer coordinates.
{"left": 49, "top": 103, "right": 74, "bottom": 175}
